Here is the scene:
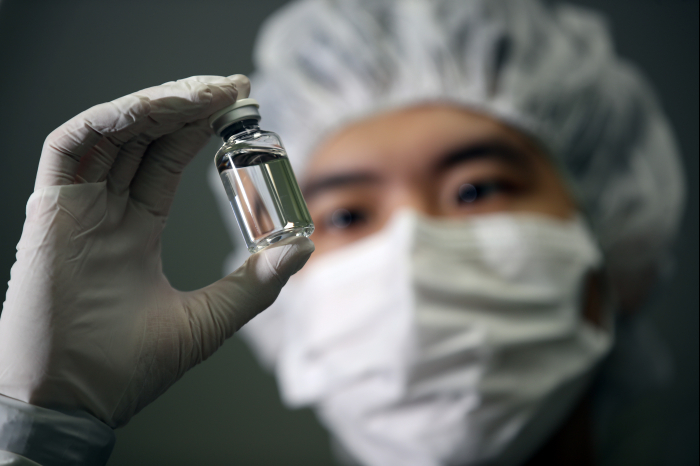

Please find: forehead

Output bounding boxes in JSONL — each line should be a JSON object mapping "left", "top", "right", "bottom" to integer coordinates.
{"left": 305, "top": 105, "right": 536, "bottom": 178}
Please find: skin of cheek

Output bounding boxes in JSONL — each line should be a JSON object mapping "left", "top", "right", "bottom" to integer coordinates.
{"left": 511, "top": 150, "right": 578, "bottom": 219}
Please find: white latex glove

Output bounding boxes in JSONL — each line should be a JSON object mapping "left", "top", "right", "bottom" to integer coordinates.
{"left": 0, "top": 75, "right": 314, "bottom": 428}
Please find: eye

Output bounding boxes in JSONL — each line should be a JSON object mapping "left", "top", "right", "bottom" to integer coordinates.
{"left": 458, "top": 183, "right": 478, "bottom": 203}
{"left": 326, "top": 208, "right": 367, "bottom": 230}
{"left": 456, "top": 181, "right": 509, "bottom": 205}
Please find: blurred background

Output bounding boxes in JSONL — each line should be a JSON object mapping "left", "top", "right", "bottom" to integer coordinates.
{"left": 0, "top": 1, "right": 697, "bottom": 464}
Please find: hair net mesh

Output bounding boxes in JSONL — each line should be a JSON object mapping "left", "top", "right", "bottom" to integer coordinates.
{"left": 250, "top": 0, "right": 685, "bottom": 308}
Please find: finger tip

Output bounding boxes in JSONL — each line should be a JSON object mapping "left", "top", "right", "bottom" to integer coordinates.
{"left": 228, "top": 74, "right": 251, "bottom": 99}
{"left": 263, "top": 236, "right": 315, "bottom": 276}
{"left": 276, "top": 236, "right": 315, "bottom": 255}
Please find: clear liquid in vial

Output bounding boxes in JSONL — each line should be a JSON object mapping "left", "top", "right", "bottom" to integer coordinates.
{"left": 217, "top": 148, "right": 314, "bottom": 253}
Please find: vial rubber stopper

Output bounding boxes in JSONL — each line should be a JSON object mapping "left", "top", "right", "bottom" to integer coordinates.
{"left": 208, "top": 98, "right": 261, "bottom": 137}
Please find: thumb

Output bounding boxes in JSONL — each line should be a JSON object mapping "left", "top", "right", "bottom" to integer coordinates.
{"left": 182, "top": 236, "right": 314, "bottom": 361}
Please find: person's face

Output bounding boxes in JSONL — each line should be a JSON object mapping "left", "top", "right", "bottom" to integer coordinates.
{"left": 301, "top": 105, "right": 604, "bottom": 328}
{"left": 302, "top": 105, "right": 577, "bottom": 257}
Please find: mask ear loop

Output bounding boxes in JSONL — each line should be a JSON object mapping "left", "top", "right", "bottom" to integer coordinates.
{"left": 581, "top": 267, "right": 617, "bottom": 337}
{"left": 600, "top": 268, "right": 618, "bottom": 338}
{"left": 566, "top": 210, "right": 615, "bottom": 342}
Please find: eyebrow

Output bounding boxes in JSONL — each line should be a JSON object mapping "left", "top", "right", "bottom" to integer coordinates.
{"left": 302, "top": 171, "right": 382, "bottom": 199}
{"left": 435, "top": 140, "right": 529, "bottom": 173}
{"left": 302, "top": 140, "right": 531, "bottom": 200}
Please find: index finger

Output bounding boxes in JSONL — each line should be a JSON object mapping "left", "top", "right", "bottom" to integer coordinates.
{"left": 35, "top": 75, "right": 246, "bottom": 190}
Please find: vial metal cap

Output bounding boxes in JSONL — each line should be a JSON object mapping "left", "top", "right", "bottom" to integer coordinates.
{"left": 208, "top": 98, "right": 261, "bottom": 137}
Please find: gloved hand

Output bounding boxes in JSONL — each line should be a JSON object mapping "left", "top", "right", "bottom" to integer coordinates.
{"left": 0, "top": 75, "right": 314, "bottom": 428}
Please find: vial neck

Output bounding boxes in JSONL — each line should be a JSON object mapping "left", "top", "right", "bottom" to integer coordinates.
{"left": 221, "top": 119, "right": 260, "bottom": 141}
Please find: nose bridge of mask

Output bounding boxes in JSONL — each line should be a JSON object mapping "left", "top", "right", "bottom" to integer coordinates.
{"left": 412, "top": 214, "right": 605, "bottom": 331}
{"left": 413, "top": 212, "right": 603, "bottom": 281}
{"left": 407, "top": 213, "right": 607, "bottom": 391}
{"left": 277, "top": 209, "right": 420, "bottom": 405}
{"left": 411, "top": 213, "right": 601, "bottom": 315}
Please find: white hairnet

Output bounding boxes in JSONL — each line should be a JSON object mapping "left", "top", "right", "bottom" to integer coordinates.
{"left": 250, "top": 0, "right": 685, "bottom": 308}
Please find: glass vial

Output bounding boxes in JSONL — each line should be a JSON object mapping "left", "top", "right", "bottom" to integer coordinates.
{"left": 209, "top": 98, "right": 314, "bottom": 253}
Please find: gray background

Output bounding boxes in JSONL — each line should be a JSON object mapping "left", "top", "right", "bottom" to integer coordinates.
{"left": 0, "top": 1, "right": 696, "bottom": 465}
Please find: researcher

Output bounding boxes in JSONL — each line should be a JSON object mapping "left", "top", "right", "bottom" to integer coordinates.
{"left": 0, "top": 0, "right": 685, "bottom": 465}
